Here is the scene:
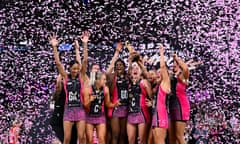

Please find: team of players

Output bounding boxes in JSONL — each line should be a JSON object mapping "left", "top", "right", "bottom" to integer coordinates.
{"left": 49, "top": 32, "right": 191, "bottom": 144}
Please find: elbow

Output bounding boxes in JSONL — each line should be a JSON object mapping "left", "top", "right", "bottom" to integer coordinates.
{"left": 106, "top": 102, "right": 114, "bottom": 108}
{"left": 82, "top": 100, "right": 86, "bottom": 107}
{"left": 83, "top": 59, "right": 88, "bottom": 64}
{"left": 182, "top": 67, "right": 189, "bottom": 73}
{"left": 84, "top": 104, "right": 88, "bottom": 109}
{"left": 82, "top": 59, "right": 88, "bottom": 66}
{"left": 83, "top": 102, "right": 90, "bottom": 109}
{"left": 105, "top": 102, "right": 111, "bottom": 108}
{"left": 182, "top": 67, "right": 189, "bottom": 75}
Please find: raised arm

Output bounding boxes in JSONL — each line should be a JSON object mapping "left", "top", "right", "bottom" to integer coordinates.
{"left": 75, "top": 39, "right": 81, "bottom": 66}
{"left": 49, "top": 35, "right": 67, "bottom": 78}
{"left": 127, "top": 54, "right": 133, "bottom": 76}
{"left": 104, "top": 86, "right": 121, "bottom": 108}
{"left": 187, "top": 59, "right": 202, "bottom": 70}
{"left": 173, "top": 54, "right": 189, "bottom": 79}
{"left": 127, "top": 52, "right": 139, "bottom": 76}
{"left": 51, "top": 74, "right": 63, "bottom": 101}
{"left": 128, "top": 52, "right": 148, "bottom": 78}
{"left": 159, "top": 45, "right": 170, "bottom": 93}
{"left": 126, "top": 41, "right": 148, "bottom": 78}
{"left": 80, "top": 31, "right": 90, "bottom": 75}
{"left": 56, "top": 74, "right": 63, "bottom": 91}
{"left": 106, "top": 42, "right": 123, "bottom": 74}
{"left": 137, "top": 60, "right": 148, "bottom": 79}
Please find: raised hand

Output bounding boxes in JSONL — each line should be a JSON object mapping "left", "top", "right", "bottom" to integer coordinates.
{"left": 49, "top": 34, "right": 59, "bottom": 48}
{"left": 159, "top": 44, "right": 164, "bottom": 53}
{"left": 80, "top": 31, "right": 90, "bottom": 43}
{"left": 116, "top": 42, "right": 124, "bottom": 52}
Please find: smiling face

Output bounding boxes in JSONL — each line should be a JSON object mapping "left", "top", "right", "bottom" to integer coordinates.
{"left": 95, "top": 73, "right": 107, "bottom": 87}
{"left": 147, "top": 70, "right": 156, "bottom": 83}
{"left": 115, "top": 60, "right": 125, "bottom": 75}
{"left": 131, "top": 62, "right": 141, "bottom": 79}
{"left": 91, "top": 64, "right": 100, "bottom": 73}
{"left": 156, "top": 69, "right": 162, "bottom": 83}
{"left": 173, "top": 60, "right": 180, "bottom": 73}
{"left": 99, "top": 74, "right": 107, "bottom": 87}
{"left": 70, "top": 63, "right": 80, "bottom": 78}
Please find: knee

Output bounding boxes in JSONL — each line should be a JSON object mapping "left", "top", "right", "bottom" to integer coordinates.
{"left": 64, "top": 136, "right": 71, "bottom": 143}
{"left": 175, "top": 132, "right": 184, "bottom": 141}
{"left": 78, "top": 133, "right": 85, "bottom": 140}
{"left": 119, "top": 130, "right": 126, "bottom": 137}
{"left": 111, "top": 131, "right": 119, "bottom": 140}
{"left": 98, "top": 135, "right": 105, "bottom": 143}
{"left": 86, "top": 135, "right": 93, "bottom": 143}
{"left": 79, "top": 136, "right": 86, "bottom": 142}
{"left": 127, "top": 134, "right": 135, "bottom": 141}
{"left": 139, "top": 136, "right": 147, "bottom": 144}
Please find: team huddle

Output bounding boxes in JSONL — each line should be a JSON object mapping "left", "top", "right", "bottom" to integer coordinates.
{"left": 49, "top": 31, "right": 193, "bottom": 144}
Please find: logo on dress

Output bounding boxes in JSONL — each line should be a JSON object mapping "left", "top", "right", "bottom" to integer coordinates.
{"left": 129, "top": 93, "right": 133, "bottom": 98}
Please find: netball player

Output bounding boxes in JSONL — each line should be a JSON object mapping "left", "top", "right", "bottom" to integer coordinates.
{"left": 50, "top": 74, "right": 78, "bottom": 144}
{"left": 168, "top": 54, "right": 190, "bottom": 144}
{"left": 49, "top": 31, "right": 89, "bottom": 144}
{"left": 106, "top": 42, "right": 129, "bottom": 144}
{"left": 151, "top": 45, "right": 171, "bottom": 144}
{"left": 83, "top": 72, "right": 120, "bottom": 144}
{"left": 127, "top": 57, "right": 152, "bottom": 144}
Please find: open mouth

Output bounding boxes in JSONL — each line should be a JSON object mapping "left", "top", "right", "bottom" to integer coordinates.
{"left": 117, "top": 68, "right": 122, "bottom": 72}
{"left": 133, "top": 71, "right": 138, "bottom": 75}
{"left": 72, "top": 72, "right": 78, "bottom": 77}
{"left": 148, "top": 77, "right": 153, "bottom": 81}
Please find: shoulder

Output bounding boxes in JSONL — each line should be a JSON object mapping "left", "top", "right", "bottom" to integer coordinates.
{"left": 63, "top": 74, "right": 69, "bottom": 81}
{"left": 139, "top": 79, "right": 149, "bottom": 89}
{"left": 80, "top": 74, "right": 90, "bottom": 83}
{"left": 141, "top": 79, "right": 149, "bottom": 86}
{"left": 178, "top": 74, "right": 189, "bottom": 85}
{"left": 83, "top": 85, "right": 91, "bottom": 93}
{"left": 107, "top": 73, "right": 115, "bottom": 77}
{"left": 103, "top": 86, "right": 110, "bottom": 92}
{"left": 161, "top": 84, "right": 171, "bottom": 94}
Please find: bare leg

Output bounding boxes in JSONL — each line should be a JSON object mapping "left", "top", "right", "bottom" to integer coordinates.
{"left": 106, "top": 120, "right": 111, "bottom": 144}
{"left": 147, "top": 127, "right": 153, "bottom": 144}
{"left": 127, "top": 123, "right": 137, "bottom": 144}
{"left": 76, "top": 120, "right": 86, "bottom": 144}
{"left": 153, "top": 127, "right": 166, "bottom": 144}
{"left": 110, "top": 117, "right": 120, "bottom": 144}
{"left": 86, "top": 124, "right": 94, "bottom": 144}
{"left": 96, "top": 123, "right": 106, "bottom": 144}
{"left": 138, "top": 123, "right": 148, "bottom": 144}
{"left": 175, "top": 121, "right": 186, "bottom": 144}
{"left": 168, "top": 121, "right": 177, "bottom": 144}
{"left": 119, "top": 118, "right": 127, "bottom": 144}
{"left": 63, "top": 121, "right": 73, "bottom": 144}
